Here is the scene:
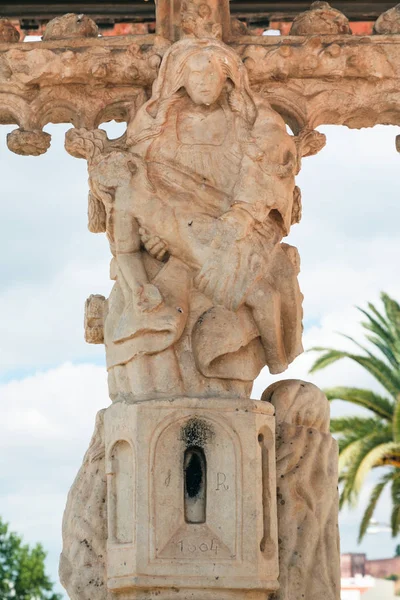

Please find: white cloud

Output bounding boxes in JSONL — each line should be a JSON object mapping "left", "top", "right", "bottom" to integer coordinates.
{"left": 0, "top": 363, "right": 109, "bottom": 597}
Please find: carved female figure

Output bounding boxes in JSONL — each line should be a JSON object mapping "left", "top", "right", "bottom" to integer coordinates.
{"left": 67, "top": 38, "right": 304, "bottom": 401}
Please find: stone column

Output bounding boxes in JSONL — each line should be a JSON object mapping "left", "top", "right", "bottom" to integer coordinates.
{"left": 58, "top": 6, "right": 340, "bottom": 594}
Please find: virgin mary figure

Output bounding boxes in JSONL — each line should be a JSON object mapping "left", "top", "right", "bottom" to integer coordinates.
{"left": 100, "top": 37, "right": 304, "bottom": 401}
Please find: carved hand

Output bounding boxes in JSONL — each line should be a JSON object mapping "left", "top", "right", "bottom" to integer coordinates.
{"left": 139, "top": 227, "right": 169, "bottom": 261}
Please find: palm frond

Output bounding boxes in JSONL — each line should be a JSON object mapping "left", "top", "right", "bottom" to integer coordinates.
{"left": 309, "top": 348, "right": 349, "bottom": 372}
{"left": 358, "top": 471, "right": 393, "bottom": 542}
{"left": 331, "top": 416, "right": 383, "bottom": 436}
{"left": 365, "top": 335, "right": 399, "bottom": 369}
{"left": 352, "top": 356, "right": 400, "bottom": 398}
{"left": 309, "top": 349, "right": 400, "bottom": 397}
{"left": 338, "top": 333, "right": 377, "bottom": 360}
{"left": 340, "top": 432, "right": 394, "bottom": 508}
{"left": 338, "top": 432, "right": 362, "bottom": 455}
{"left": 393, "top": 401, "right": 400, "bottom": 443}
{"left": 353, "top": 442, "right": 400, "bottom": 497}
{"left": 358, "top": 307, "right": 395, "bottom": 348}
{"left": 339, "top": 437, "right": 366, "bottom": 476}
{"left": 324, "top": 387, "right": 394, "bottom": 421}
{"left": 366, "top": 301, "right": 392, "bottom": 330}
{"left": 391, "top": 471, "right": 400, "bottom": 537}
{"left": 308, "top": 294, "right": 400, "bottom": 536}
{"left": 381, "top": 293, "right": 400, "bottom": 338}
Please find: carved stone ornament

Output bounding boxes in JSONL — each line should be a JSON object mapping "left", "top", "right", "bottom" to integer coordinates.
{"left": 156, "top": 0, "right": 231, "bottom": 41}
{"left": 65, "top": 37, "right": 305, "bottom": 401}
{"left": 374, "top": 4, "right": 400, "bottom": 35}
{"left": 0, "top": 3, "right": 350, "bottom": 599}
{"left": 7, "top": 129, "right": 51, "bottom": 156}
{"left": 57, "top": 28, "right": 341, "bottom": 600}
{"left": 290, "top": 1, "right": 352, "bottom": 36}
{"left": 0, "top": 19, "right": 20, "bottom": 43}
{"left": 42, "top": 13, "right": 99, "bottom": 41}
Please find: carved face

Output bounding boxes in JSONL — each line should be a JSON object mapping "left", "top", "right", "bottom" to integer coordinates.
{"left": 183, "top": 52, "right": 226, "bottom": 106}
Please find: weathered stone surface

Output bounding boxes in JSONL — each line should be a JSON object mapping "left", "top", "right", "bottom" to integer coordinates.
{"left": 263, "top": 380, "right": 340, "bottom": 600}
{"left": 290, "top": 1, "right": 352, "bottom": 36}
{"left": 0, "top": 19, "right": 20, "bottom": 43}
{"left": 84, "top": 294, "right": 106, "bottom": 344}
{"left": 65, "top": 37, "right": 307, "bottom": 401}
{"left": 7, "top": 129, "right": 51, "bottom": 156}
{"left": 60, "top": 398, "right": 278, "bottom": 599}
{"left": 1, "top": 33, "right": 400, "bottom": 145}
{"left": 43, "top": 13, "right": 99, "bottom": 41}
{"left": 156, "top": 0, "right": 231, "bottom": 41}
{"left": 59, "top": 410, "right": 107, "bottom": 600}
{"left": 374, "top": 4, "right": 400, "bottom": 35}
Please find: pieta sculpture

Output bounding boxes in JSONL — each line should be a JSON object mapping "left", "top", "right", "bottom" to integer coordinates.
{"left": 60, "top": 31, "right": 339, "bottom": 600}
{"left": 4, "top": 0, "right": 400, "bottom": 597}
{"left": 66, "top": 37, "right": 304, "bottom": 400}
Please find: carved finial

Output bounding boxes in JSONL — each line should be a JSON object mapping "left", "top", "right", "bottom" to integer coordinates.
{"left": 156, "top": 0, "right": 230, "bottom": 42}
{"left": 65, "top": 128, "right": 108, "bottom": 161}
{"left": 290, "top": 1, "right": 351, "bottom": 35}
{"left": 374, "top": 4, "right": 400, "bottom": 35}
{"left": 180, "top": 0, "right": 222, "bottom": 38}
{"left": 0, "top": 19, "right": 20, "bottom": 43}
{"left": 295, "top": 128, "right": 326, "bottom": 159}
{"left": 7, "top": 129, "right": 51, "bottom": 156}
{"left": 230, "top": 18, "right": 250, "bottom": 37}
{"left": 43, "top": 13, "right": 98, "bottom": 41}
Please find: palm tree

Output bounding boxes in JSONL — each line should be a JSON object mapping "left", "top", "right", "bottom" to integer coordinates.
{"left": 309, "top": 292, "right": 400, "bottom": 542}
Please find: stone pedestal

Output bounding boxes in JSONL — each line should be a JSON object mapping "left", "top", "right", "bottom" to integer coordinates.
{"left": 104, "top": 397, "right": 278, "bottom": 599}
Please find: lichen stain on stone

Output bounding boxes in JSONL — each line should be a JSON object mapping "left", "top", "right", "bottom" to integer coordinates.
{"left": 180, "top": 417, "right": 214, "bottom": 447}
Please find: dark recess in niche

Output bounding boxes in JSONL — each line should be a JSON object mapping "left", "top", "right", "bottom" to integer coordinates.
{"left": 184, "top": 446, "right": 207, "bottom": 524}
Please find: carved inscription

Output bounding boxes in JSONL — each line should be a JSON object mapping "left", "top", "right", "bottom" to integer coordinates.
{"left": 157, "top": 523, "right": 233, "bottom": 560}
{"left": 216, "top": 472, "right": 229, "bottom": 491}
{"left": 177, "top": 538, "right": 220, "bottom": 555}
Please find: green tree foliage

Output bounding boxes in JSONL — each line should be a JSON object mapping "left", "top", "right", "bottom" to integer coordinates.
{"left": 0, "top": 517, "right": 61, "bottom": 600}
{"left": 309, "top": 292, "right": 400, "bottom": 542}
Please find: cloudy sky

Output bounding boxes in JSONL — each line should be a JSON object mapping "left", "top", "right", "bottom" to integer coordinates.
{"left": 0, "top": 121, "right": 399, "bottom": 597}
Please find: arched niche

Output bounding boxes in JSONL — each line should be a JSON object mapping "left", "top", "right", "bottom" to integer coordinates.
{"left": 150, "top": 414, "right": 242, "bottom": 562}
{"left": 107, "top": 439, "right": 135, "bottom": 545}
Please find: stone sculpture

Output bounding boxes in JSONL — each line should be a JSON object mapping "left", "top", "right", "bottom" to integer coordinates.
{"left": 4, "top": 1, "right": 388, "bottom": 598}
{"left": 263, "top": 380, "right": 340, "bottom": 600}
{"left": 58, "top": 26, "right": 340, "bottom": 600}
{"left": 290, "top": 1, "right": 351, "bottom": 35}
{"left": 66, "top": 37, "right": 304, "bottom": 401}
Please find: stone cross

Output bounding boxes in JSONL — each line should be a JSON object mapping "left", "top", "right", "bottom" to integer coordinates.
{"left": 2, "top": 1, "right": 400, "bottom": 599}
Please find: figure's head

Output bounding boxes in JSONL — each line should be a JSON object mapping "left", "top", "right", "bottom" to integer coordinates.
{"left": 127, "top": 39, "right": 257, "bottom": 147}
{"left": 183, "top": 50, "right": 226, "bottom": 106}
